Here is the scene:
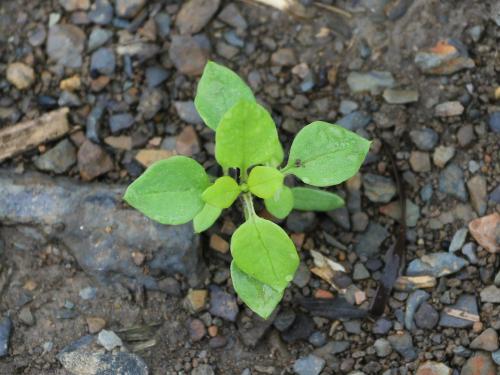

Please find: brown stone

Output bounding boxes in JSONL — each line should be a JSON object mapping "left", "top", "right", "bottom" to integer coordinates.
{"left": 409, "top": 151, "right": 431, "bottom": 172}
{"left": 7, "top": 62, "right": 35, "bottom": 90}
{"left": 60, "top": 75, "right": 81, "bottom": 91}
{"left": 176, "top": 126, "right": 200, "bottom": 156}
{"left": 468, "top": 213, "right": 500, "bottom": 253}
{"left": 104, "top": 136, "right": 133, "bottom": 150}
{"left": 460, "top": 352, "right": 497, "bottom": 375}
{"left": 77, "top": 140, "right": 114, "bottom": 181}
{"left": 169, "top": 35, "right": 208, "bottom": 76}
{"left": 189, "top": 319, "right": 206, "bottom": 342}
{"left": 416, "top": 361, "right": 452, "bottom": 375}
{"left": 176, "top": 0, "right": 221, "bottom": 35}
{"left": 210, "top": 234, "right": 229, "bottom": 254}
{"left": 86, "top": 317, "right": 106, "bottom": 334}
{"left": 134, "top": 149, "right": 174, "bottom": 168}
{"left": 185, "top": 289, "right": 208, "bottom": 313}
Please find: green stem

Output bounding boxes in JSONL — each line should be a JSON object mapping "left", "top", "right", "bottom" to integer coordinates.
{"left": 242, "top": 193, "right": 256, "bottom": 220}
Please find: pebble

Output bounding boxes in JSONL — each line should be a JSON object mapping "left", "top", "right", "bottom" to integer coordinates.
{"left": 462, "top": 242, "right": 478, "bottom": 264}
{"left": 292, "top": 263, "right": 311, "bottom": 288}
{"left": 192, "top": 364, "right": 215, "bottom": 375}
{"left": 457, "top": 124, "right": 475, "bottom": 147}
{"left": 490, "top": 185, "right": 500, "bottom": 204}
{"left": 468, "top": 213, "right": 500, "bottom": 253}
{"left": 86, "top": 317, "right": 106, "bottom": 334}
{"left": 109, "top": 113, "right": 134, "bottom": 134}
{"left": 439, "top": 164, "right": 468, "bottom": 201}
{"left": 308, "top": 332, "right": 327, "bottom": 347}
{"left": 86, "top": 100, "right": 106, "bottom": 142}
{"left": 271, "top": 48, "right": 297, "bottom": 67}
{"left": 88, "top": 28, "right": 113, "bottom": 51}
{"left": 293, "top": 354, "right": 325, "bottom": 375}
{"left": 6, "top": 62, "right": 35, "bottom": 90}
{"left": 481, "top": 285, "right": 500, "bottom": 303}
{"left": 414, "top": 302, "right": 439, "bottom": 329}
{"left": 46, "top": 24, "right": 86, "bottom": 68}
{"left": 433, "top": 146, "right": 455, "bottom": 168}
{"left": 19, "top": 307, "right": 35, "bottom": 326}
{"left": 189, "top": 319, "right": 206, "bottom": 342}
{"left": 468, "top": 160, "right": 481, "bottom": 173}
{"left": 409, "top": 151, "right": 431, "bottom": 173}
{"left": 339, "top": 100, "right": 359, "bottom": 115}
{"left": 90, "top": 49, "right": 116, "bottom": 77}
{"left": 373, "top": 318, "right": 392, "bottom": 334}
{"left": 435, "top": 101, "right": 464, "bottom": 117}
{"left": 185, "top": 289, "right": 208, "bottom": 313}
{"left": 492, "top": 350, "right": 500, "bottom": 365}
{"left": 379, "top": 199, "right": 420, "bottom": 227}
{"left": 273, "top": 309, "right": 296, "bottom": 332}
{"left": 374, "top": 338, "right": 392, "bottom": 357}
{"left": 154, "top": 12, "right": 171, "bottom": 38}
{"left": 414, "top": 39, "right": 475, "bottom": 75}
{"left": 354, "top": 222, "right": 389, "bottom": 257}
{"left": 439, "top": 294, "right": 478, "bottom": 328}
{"left": 286, "top": 212, "right": 316, "bottom": 233}
{"left": 407, "top": 252, "right": 467, "bottom": 277}
{"left": 224, "top": 30, "right": 244, "bottom": 48}
{"left": 209, "top": 286, "right": 238, "bottom": 322}
{"left": 329, "top": 206, "right": 351, "bottom": 230}
{"left": 410, "top": 128, "right": 439, "bottom": 151}
{"left": 174, "top": 101, "right": 203, "bottom": 125}
{"left": 59, "top": 0, "right": 90, "bottom": 11}
{"left": 88, "top": 0, "right": 113, "bottom": 25}
{"left": 77, "top": 140, "right": 114, "bottom": 181}
{"left": 138, "top": 88, "right": 164, "bottom": 120}
{"left": 470, "top": 328, "right": 499, "bottom": 351}
{"left": 281, "top": 313, "right": 314, "bottom": 343}
{"left": 58, "top": 91, "right": 81, "bottom": 107}
{"left": 363, "top": 173, "right": 396, "bottom": 203}
{"left": 489, "top": 112, "right": 500, "bottom": 133}
{"left": 115, "top": 0, "right": 145, "bottom": 18}
{"left": 420, "top": 183, "right": 433, "bottom": 202}
{"left": 351, "top": 212, "right": 369, "bottom": 232}
{"left": 169, "top": 35, "right": 208, "bottom": 76}
{"left": 467, "top": 175, "right": 487, "bottom": 215}
{"left": 405, "top": 290, "right": 429, "bottom": 330}
{"left": 0, "top": 317, "right": 12, "bottom": 357}
{"left": 176, "top": 0, "right": 220, "bottom": 35}
{"left": 145, "top": 66, "right": 169, "bottom": 88}
{"left": 449, "top": 228, "right": 468, "bottom": 252}
{"left": 134, "top": 149, "right": 173, "bottom": 167}
{"left": 218, "top": 3, "right": 247, "bottom": 29}
{"left": 382, "top": 88, "right": 419, "bottom": 104}
{"left": 337, "top": 111, "right": 371, "bottom": 131}
{"left": 460, "top": 352, "right": 497, "bottom": 375}
{"left": 28, "top": 24, "right": 47, "bottom": 47}
{"left": 34, "top": 139, "right": 76, "bottom": 174}
{"left": 416, "top": 362, "right": 452, "bottom": 375}
{"left": 60, "top": 75, "right": 81, "bottom": 91}
{"left": 79, "top": 286, "right": 97, "bottom": 300}
{"left": 347, "top": 71, "right": 395, "bottom": 94}
{"left": 353, "top": 263, "right": 370, "bottom": 280}
{"left": 98, "top": 330, "right": 123, "bottom": 351}
{"left": 388, "top": 331, "right": 417, "bottom": 361}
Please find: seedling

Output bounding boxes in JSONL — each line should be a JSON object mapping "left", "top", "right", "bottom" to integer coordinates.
{"left": 124, "top": 62, "right": 371, "bottom": 319}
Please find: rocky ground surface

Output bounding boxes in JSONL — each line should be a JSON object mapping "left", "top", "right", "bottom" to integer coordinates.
{"left": 0, "top": 0, "right": 499, "bottom": 374}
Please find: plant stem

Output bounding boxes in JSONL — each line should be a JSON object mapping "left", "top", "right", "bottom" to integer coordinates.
{"left": 242, "top": 193, "right": 256, "bottom": 220}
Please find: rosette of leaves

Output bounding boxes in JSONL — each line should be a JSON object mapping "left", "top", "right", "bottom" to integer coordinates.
{"left": 124, "top": 62, "right": 371, "bottom": 319}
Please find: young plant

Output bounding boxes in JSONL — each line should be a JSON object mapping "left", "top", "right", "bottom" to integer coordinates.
{"left": 124, "top": 62, "right": 371, "bottom": 319}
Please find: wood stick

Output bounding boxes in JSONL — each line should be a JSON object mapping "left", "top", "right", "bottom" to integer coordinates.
{"left": 0, "top": 108, "right": 70, "bottom": 162}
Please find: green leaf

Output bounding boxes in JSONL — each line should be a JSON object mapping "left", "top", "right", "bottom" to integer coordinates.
{"left": 264, "top": 186, "right": 294, "bottom": 219}
{"left": 231, "top": 216, "right": 299, "bottom": 290}
{"left": 231, "top": 261, "right": 283, "bottom": 319}
{"left": 284, "top": 122, "right": 371, "bottom": 187}
{"left": 193, "top": 203, "right": 222, "bottom": 233}
{"left": 268, "top": 138, "right": 284, "bottom": 167}
{"left": 215, "top": 100, "right": 280, "bottom": 172}
{"left": 202, "top": 176, "right": 240, "bottom": 209}
{"left": 292, "top": 187, "right": 345, "bottom": 211}
{"left": 247, "top": 166, "right": 284, "bottom": 199}
{"left": 194, "top": 61, "right": 255, "bottom": 130}
{"left": 124, "top": 156, "right": 210, "bottom": 225}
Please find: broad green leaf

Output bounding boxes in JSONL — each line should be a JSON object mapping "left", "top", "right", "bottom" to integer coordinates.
{"left": 231, "top": 261, "right": 283, "bottom": 319}
{"left": 247, "top": 166, "right": 284, "bottom": 199}
{"left": 267, "top": 138, "right": 284, "bottom": 167}
{"left": 292, "top": 187, "right": 344, "bottom": 211}
{"left": 215, "top": 100, "right": 280, "bottom": 172}
{"left": 202, "top": 176, "right": 240, "bottom": 209}
{"left": 231, "top": 216, "right": 299, "bottom": 290}
{"left": 264, "top": 186, "right": 294, "bottom": 219}
{"left": 193, "top": 203, "right": 222, "bottom": 233}
{"left": 284, "top": 122, "right": 371, "bottom": 187}
{"left": 194, "top": 61, "right": 255, "bottom": 130}
{"left": 124, "top": 156, "right": 209, "bottom": 225}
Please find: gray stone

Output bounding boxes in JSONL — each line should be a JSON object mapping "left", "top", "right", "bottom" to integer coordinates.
{"left": 353, "top": 262, "right": 370, "bottom": 280}
{"left": 490, "top": 185, "right": 500, "bottom": 204}
{"left": 354, "top": 222, "right": 388, "bottom": 257}
{"left": 47, "top": 24, "right": 86, "bottom": 68}
{"left": 462, "top": 242, "right": 478, "bottom": 264}
{"left": 363, "top": 174, "right": 396, "bottom": 203}
{"left": 169, "top": 35, "right": 209, "bottom": 76}
{"left": 449, "top": 228, "right": 468, "bottom": 252}
{"left": 329, "top": 207, "right": 351, "bottom": 231}
{"left": 86, "top": 98, "right": 107, "bottom": 142}
{"left": 28, "top": 24, "right": 47, "bottom": 47}
{"left": 34, "top": 139, "right": 76, "bottom": 174}
{"left": 116, "top": 42, "right": 160, "bottom": 61}
{"left": 347, "top": 71, "right": 395, "bottom": 94}
{"left": 374, "top": 338, "right": 392, "bottom": 357}
{"left": 308, "top": 332, "right": 327, "bottom": 347}
{"left": 271, "top": 48, "right": 297, "bottom": 66}
{"left": 409, "top": 128, "right": 438, "bottom": 151}
{"left": 237, "top": 311, "right": 275, "bottom": 347}
{"left": 0, "top": 317, "right": 12, "bottom": 357}
{"left": 470, "top": 328, "right": 498, "bottom": 351}
{"left": 435, "top": 101, "right": 464, "bottom": 117}
{"left": 337, "top": 111, "right": 371, "bottom": 131}
{"left": 457, "top": 124, "right": 475, "bottom": 147}
{"left": 88, "top": 28, "right": 113, "bottom": 51}
{"left": 90, "top": 48, "right": 115, "bottom": 76}
{"left": 439, "top": 164, "right": 468, "bottom": 201}
{"left": 97, "top": 330, "right": 123, "bottom": 351}
{"left": 209, "top": 286, "right": 238, "bottom": 322}
{"left": 109, "top": 113, "right": 134, "bottom": 134}
{"left": 414, "top": 302, "right": 438, "bottom": 329}
{"left": 339, "top": 100, "right": 358, "bottom": 115}
{"left": 223, "top": 30, "right": 244, "bottom": 48}
{"left": 218, "top": 3, "right": 247, "bottom": 29}
{"left": 404, "top": 290, "right": 429, "bottom": 330}
{"left": 57, "top": 335, "right": 148, "bottom": 375}
{"left": 373, "top": 318, "right": 392, "bottom": 334}
{"left": 58, "top": 91, "right": 81, "bottom": 107}
{"left": 79, "top": 286, "right": 97, "bottom": 300}
{"left": 489, "top": 112, "right": 500, "bottom": 133}
{"left": 286, "top": 212, "right": 316, "bottom": 233}
{"left": 388, "top": 331, "right": 417, "bottom": 361}
{"left": 145, "top": 66, "right": 170, "bottom": 88}
{"left": 293, "top": 263, "right": 311, "bottom": 288}
{"left": 406, "top": 252, "right": 467, "bottom": 277}
{"left": 174, "top": 101, "right": 203, "bottom": 124}
{"left": 433, "top": 146, "right": 455, "bottom": 168}
{"left": 383, "top": 89, "right": 419, "bottom": 104}
{"left": 414, "top": 40, "right": 475, "bottom": 75}
{"left": 461, "top": 352, "right": 497, "bottom": 375}
{"left": 138, "top": 88, "right": 164, "bottom": 120}
{"left": 420, "top": 183, "right": 433, "bottom": 202}
{"left": 115, "top": 0, "right": 145, "bottom": 18}
{"left": 293, "top": 355, "right": 325, "bottom": 375}
{"left": 467, "top": 175, "right": 487, "bottom": 215}
{"left": 492, "top": 350, "right": 500, "bottom": 365}
{"left": 176, "top": 0, "right": 220, "bottom": 35}
{"left": 88, "top": 0, "right": 113, "bottom": 25}
{"left": 481, "top": 285, "right": 500, "bottom": 303}
{"left": 0, "top": 172, "right": 204, "bottom": 288}
{"left": 192, "top": 365, "right": 215, "bottom": 375}
{"left": 439, "top": 294, "right": 478, "bottom": 328}
{"left": 59, "top": 0, "right": 90, "bottom": 11}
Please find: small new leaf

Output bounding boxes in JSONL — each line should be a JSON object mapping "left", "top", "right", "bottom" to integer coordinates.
{"left": 284, "top": 122, "right": 371, "bottom": 186}
{"left": 124, "top": 156, "right": 209, "bottom": 225}
{"left": 264, "top": 186, "right": 294, "bottom": 219}
{"left": 215, "top": 100, "right": 280, "bottom": 172}
{"left": 292, "top": 187, "right": 344, "bottom": 211}
{"left": 231, "top": 261, "right": 283, "bottom": 319}
{"left": 231, "top": 216, "right": 299, "bottom": 290}
{"left": 202, "top": 176, "right": 240, "bottom": 209}
{"left": 247, "top": 166, "right": 284, "bottom": 199}
{"left": 194, "top": 61, "right": 255, "bottom": 130}
{"left": 193, "top": 203, "right": 222, "bottom": 233}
